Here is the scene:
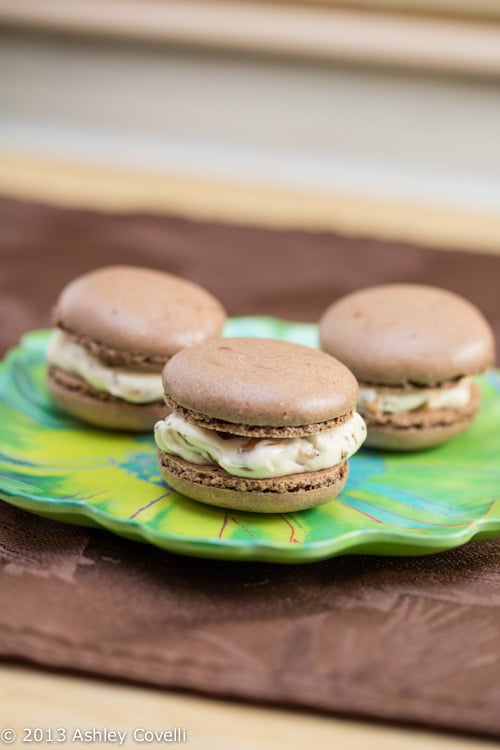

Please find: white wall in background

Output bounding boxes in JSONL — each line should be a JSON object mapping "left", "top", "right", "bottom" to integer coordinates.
{"left": 1, "top": 31, "right": 500, "bottom": 210}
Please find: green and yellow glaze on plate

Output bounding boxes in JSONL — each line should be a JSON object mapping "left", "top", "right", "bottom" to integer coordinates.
{"left": 0, "top": 320, "right": 499, "bottom": 563}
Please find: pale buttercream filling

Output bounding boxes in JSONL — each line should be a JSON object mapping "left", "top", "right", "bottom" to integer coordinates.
{"left": 154, "top": 411, "right": 367, "bottom": 479}
{"left": 47, "top": 329, "right": 164, "bottom": 404}
{"left": 358, "top": 377, "right": 472, "bottom": 416}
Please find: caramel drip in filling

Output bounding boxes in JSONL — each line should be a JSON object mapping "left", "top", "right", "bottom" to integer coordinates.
{"left": 155, "top": 411, "right": 367, "bottom": 479}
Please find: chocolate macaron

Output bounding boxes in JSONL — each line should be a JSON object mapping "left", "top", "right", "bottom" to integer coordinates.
{"left": 319, "top": 284, "right": 495, "bottom": 450}
{"left": 47, "top": 266, "right": 226, "bottom": 431}
{"left": 154, "top": 338, "right": 366, "bottom": 513}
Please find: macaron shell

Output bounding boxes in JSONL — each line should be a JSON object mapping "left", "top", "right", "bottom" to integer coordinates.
{"left": 164, "top": 394, "right": 353, "bottom": 438}
{"left": 163, "top": 338, "right": 358, "bottom": 427}
{"left": 159, "top": 452, "right": 348, "bottom": 513}
{"left": 320, "top": 284, "right": 495, "bottom": 385}
{"left": 48, "top": 366, "right": 169, "bottom": 431}
{"left": 54, "top": 265, "right": 226, "bottom": 360}
{"left": 364, "top": 415, "right": 477, "bottom": 451}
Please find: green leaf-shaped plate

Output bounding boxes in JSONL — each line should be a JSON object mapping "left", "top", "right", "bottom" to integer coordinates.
{"left": 0, "top": 320, "right": 499, "bottom": 563}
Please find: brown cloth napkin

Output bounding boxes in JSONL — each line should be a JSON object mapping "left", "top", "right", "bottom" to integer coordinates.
{"left": 1, "top": 197, "right": 500, "bottom": 739}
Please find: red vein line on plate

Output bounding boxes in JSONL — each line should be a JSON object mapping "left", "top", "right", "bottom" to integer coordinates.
{"left": 338, "top": 501, "right": 384, "bottom": 524}
{"left": 218, "top": 512, "right": 228, "bottom": 539}
{"left": 230, "top": 515, "right": 258, "bottom": 539}
{"left": 62, "top": 490, "right": 109, "bottom": 502}
{"left": 339, "top": 497, "right": 485, "bottom": 531}
{"left": 475, "top": 498, "right": 498, "bottom": 521}
{"left": 279, "top": 514, "right": 300, "bottom": 544}
{"left": 129, "top": 492, "right": 169, "bottom": 519}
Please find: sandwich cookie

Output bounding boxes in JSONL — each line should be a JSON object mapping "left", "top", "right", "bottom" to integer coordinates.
{"left": 155, "top": 338, "right": 366, "bottom": 513}
{"left": 47, "top": 265, "right": 226, "bottom": 431}
{"left": 319, "top": 284, "right": 495, "bottom": 450}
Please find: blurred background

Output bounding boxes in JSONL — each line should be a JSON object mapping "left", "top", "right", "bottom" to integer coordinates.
{"left": 1, "top": 0, "right": 500, "bottom": 251}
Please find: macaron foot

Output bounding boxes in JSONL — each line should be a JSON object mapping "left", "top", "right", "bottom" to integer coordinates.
{"left": 158, "top": 451, "right": 349, "bottom": 513}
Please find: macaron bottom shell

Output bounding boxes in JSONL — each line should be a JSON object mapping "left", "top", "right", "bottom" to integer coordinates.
{"left": 363, "top": 414, "right": 478, "bottom": 451}
{"left": 48, "top": 366, "right": 169, "bottom": 432}
{"left": 158, "top": 451, "right": 349, "bottom": 513}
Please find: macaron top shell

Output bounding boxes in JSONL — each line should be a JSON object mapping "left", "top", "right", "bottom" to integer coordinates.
{"left": 54, "top": 266, "right": 226, "bottom": 360}
{"left": 319, "top": 284, "right": 495, "bottom": 386}
{"left": 163, "top": 337, "right": 358, "bottom": 427}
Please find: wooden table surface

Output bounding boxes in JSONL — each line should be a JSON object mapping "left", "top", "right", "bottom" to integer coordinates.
{"left": 2, "top": 664, "right": 497, "bottom": 750}
{"left": 1, "top": 152, "right": 499, "bottom": 749}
